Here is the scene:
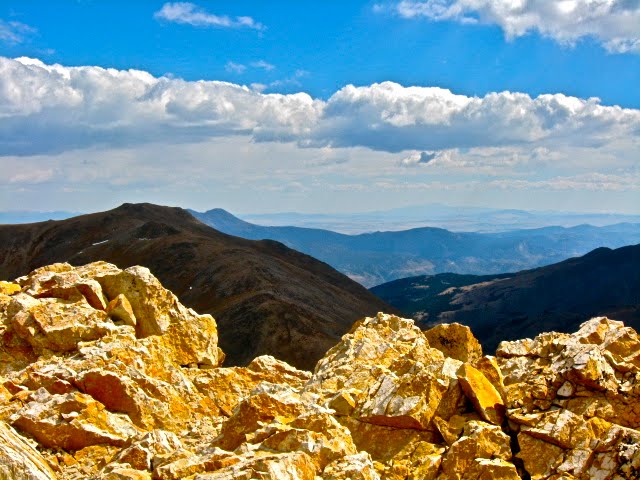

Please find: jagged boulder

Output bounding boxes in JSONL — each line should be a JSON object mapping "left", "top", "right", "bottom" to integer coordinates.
{"left": 456, "top": 363, "right": 505, "bottom": 425}
{"left": 306, "top": 313, "right": 467, "bottom": 431}
{"left": 10, "top": 389, "right": 141, "bottom": 450}
{"left": 8, "top": 293, "right": 117, "bottom": 353}
{"left": 0, "top": 263, "right": 231, "bottom": 477}
{"left": 498, "top": 316, "right": 640, "bottom": 478}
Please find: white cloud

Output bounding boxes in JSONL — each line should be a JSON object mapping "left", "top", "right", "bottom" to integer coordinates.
{"left": 267, "top": 69, "right": 309, "bottom": 90}
{"left": 402, "top": 145, "right": 565, "bottom": 170}
{"left": 225, "top": 61, "right": 247, "bottom": 74}
{"left": 389, "top": 0, "right": 640, "bottom": 53}
{"left": 251, "top": 60, "right": 275, "bottom": 71}
{"left": 0, "top": 19, "right": 36, "bottom": 45}
{"left": 0, "top": 57, "right": 638, "bottom": 163}
{"left": 0, "top": 57, "right": 321, "bottom": 155}
{"left": 316, "top": 82, "right": 640, "bottom": 152}
{"left": 226, "top": 60, "right": 276, "bottom": 74}
{"left": 154, "top": 2, "right": 264, "bottom": 31}
{"left": 8, "top": 168, "right": 55, "bottom": 184}
{"left": 1, "top": 136, "right": 637, "bottom": 214}
{"left": 250, "top": 83, "right": 267, "bottom": 92}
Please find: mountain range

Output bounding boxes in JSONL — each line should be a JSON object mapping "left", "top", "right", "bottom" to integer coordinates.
{"left": 190, "top": 208, "right": 640, "bottom": 287}
{"left": 6, "top": 204, "right": 640, "bottom": 234}
{"left": 371, "top": 243, "right": 640, "bottom": 351}
{"left": 0, "top": 203, "right": 394, "bottom": 370}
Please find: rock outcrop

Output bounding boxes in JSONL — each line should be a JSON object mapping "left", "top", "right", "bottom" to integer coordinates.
{"left": 1, "top": 262, "right": 639, "bottom": 479}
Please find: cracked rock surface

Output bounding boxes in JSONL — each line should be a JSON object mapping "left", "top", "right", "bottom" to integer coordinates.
{"left": 1, "top": 262, "right": 639, "bottom": 479}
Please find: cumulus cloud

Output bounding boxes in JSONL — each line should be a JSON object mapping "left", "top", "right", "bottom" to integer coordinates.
{"left": 0, "top": 19, "right": 36, "bottom": 45}
{"left": 154, "top": 2, "right": 264, "bottom": 31}
{"left": 0, "top": 57, "right": 321, "bottom": 155}
{"left": 0, "top": 57, "right": 638, "bottom": 159}
{"left": 400, "top": 151, "right": 437, "bottom": 166}
{"left": 387, "top": 0, "right": 640, "bottom": 53}
{"left": 317, "top": 82, "right": 640, "bottom": 152}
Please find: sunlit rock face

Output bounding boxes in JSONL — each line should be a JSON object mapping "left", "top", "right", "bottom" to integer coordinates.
{"left": 0, "top": 262, "right": 639, "bottom": 479}
{"left": 498, "top": 316, "right": 640, "bottom": 479}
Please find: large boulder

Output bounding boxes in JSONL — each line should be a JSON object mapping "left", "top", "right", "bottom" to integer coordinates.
{"left": 499, "top": 316, "right": 640, "bottom": 478}
{"left": 10, "top": 389, "right": 141, "bottom": 451}
{"left": 306, "top": 313, "right": 466, "bottom": 431}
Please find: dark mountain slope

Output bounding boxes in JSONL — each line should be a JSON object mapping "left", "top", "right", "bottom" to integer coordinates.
{"left": 372, "top": 244, "right": 640, "bottom": 352}
{"left": 0, "top": 203, "right": 395, "bottom": 369}
{"left": 190, "top": 208, "right": 640, "bottom": 287}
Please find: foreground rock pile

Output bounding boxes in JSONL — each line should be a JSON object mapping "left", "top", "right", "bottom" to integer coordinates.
{"left": 0, "top": 262, "right": 639, "bottom": 479}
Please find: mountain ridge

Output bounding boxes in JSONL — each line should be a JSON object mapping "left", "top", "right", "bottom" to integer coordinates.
{"left": 191, "top": 207, "right": 640, "bottom": 287}
{"left": 371, "top": 243, "right": 640, "bottom": 351}
{"left": 0, "top": 202, "right": 395, "bottom": 370}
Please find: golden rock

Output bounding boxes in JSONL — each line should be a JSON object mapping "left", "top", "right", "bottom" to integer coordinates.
{"left": 457, "top": 363, "right": 505, "bottom": 425}
{"left": 0, "top": 281, "right": 21, "bottom": 296}
{"left": 439, "top": 420, "right": 511, "bottom": 478}
{"left": 322, "top": 452, "right": 380, "bottom": 480}
{"left": 424, "top": 323, "right": 483, "bottom": 363}
{"left": 10, "top": 390, "right": 141, "bottom": 451}
{"left": 3, "top": 263, "right": 640, "bottom": 479}
{"left": 106, "top": 294, "right": 137, "bottom": 327}
{"left": 0, "top": 420, "right": 56, "bottom": 480}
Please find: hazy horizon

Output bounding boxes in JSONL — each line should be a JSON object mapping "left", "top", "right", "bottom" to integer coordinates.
{"left": 3, "top": 202, "right": 640, "bottom": 236}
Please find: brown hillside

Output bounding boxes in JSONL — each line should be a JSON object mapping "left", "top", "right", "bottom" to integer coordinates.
{"left": 0, "top": 203, "right": 395, "bottom": 369}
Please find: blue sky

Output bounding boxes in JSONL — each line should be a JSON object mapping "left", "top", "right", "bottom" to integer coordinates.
{"left": 4, "top": 1, "right": 639, "bottom": 105}
{"left": 0, "top": 1, "right": 639, "bottom": 214}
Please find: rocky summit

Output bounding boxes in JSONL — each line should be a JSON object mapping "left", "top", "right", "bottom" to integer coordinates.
{"left": 1, "top": 262, "right": 639, "bottom": 479}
